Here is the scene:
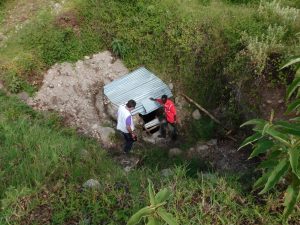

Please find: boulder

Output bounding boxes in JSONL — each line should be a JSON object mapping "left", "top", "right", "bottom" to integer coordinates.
{"left": 192, "top": 109, "right": 201, "bottom": 120}
{"left": 98, "top": 126, "right": 115, "bottom": 148}
{"left": 83, "top": 179, "right": 100, "bottom": 189}
{"left": 17, "top": 92, "right": 29, "bottom": 102}
{"left": 168, "top": 148, "right": 183, "bottom": 158}
{"left": 207, "top": 139, "right": 217, "bottom": 146}
{"left": 161, "top": 168, "right": 173, "bottom": 177}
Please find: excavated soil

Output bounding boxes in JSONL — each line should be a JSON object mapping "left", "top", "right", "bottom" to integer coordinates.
{"left": 28, "top": 51, "right": 128, "bottom": 149}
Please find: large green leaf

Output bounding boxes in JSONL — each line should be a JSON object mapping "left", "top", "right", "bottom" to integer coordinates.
{"left": 258, "top": 159, "right": 278, "bottom": 169}
{"left": 288, "top": 148, "right": 300, "bottom": 178}
{"left": 258, "top": 150, "right": 282, "bottom": 169}
{"left": 155, "top": 188, "right": 171, "bottom": 204}
{"left": 147, "top": 217, "right": 162, "bottom": 225}
{"left": 249, "top": 139, "right": 274, "bottom": 159}
{"left": 157, "top": 208, "right": 178, "bottom": 225}
{"left": 239, "top": 133, "right": 262, "bottom": 150}
{"left": 286, "top": 77, "right": 300, "bottom": 100}
{"left": 259, "top": 159, "right": 290, "bottom": 194}
{"left": 264, "top": 127, "right": 291, "bottom": 147}
{"left": 148, "top": 179, "right": 156, "bottom": 206}
{"left": 282, "top": 176, "right": 300, "bottom": 222}
{"left": 286, "top": 99, "right": 300, "bottom": 114}
{"left": 289, "top": 117, "right": 300, "bottom": 122}
{"left": 127, "top": 206, "right": 155, "bottom": 225}
{"left": 276, "top": 121, "right": 300, "bottom": 136}
{"left": 240, "top": 119, "right": 266, "bottom": 127}
{"left": 281, "top": 57, "right": 300, "bottom": 70}
{"left": 253, "top": 170, "right": 272, "bottom": 189}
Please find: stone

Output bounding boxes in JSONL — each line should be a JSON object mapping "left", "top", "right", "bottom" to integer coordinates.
{"left": 197, "top": 145, "right": 209, "bottom": 151}
{"left": 98, "top": 126, "right": 115, "bottom": 147}
{"left": 168, "top": 83, "right": 174, "bottom": 90}
{"left": 161, "top": 168, "right": 173, "bottom": 177}
{"left": 124, "top": 166, "right": 132, "bottom": 173}
{"left": 83, "top": 179, "right": 100, "bottom": 189}
{"left": 168, "top": 148, "right": 183, "bottom": 158}
{"left": 17, "top": 92, "right": 29, "bottom": 102}
{"left": 266, "top": 100, "right": 272, "bottom": 104}
{"left": 278, "top": 99, "right": 284, "bottom": 104}
{"left": 47, "top": 84, "right": 54, "bottom": 88}
{"left": 192, "top": 109, "right": 201, "bottom": 120}
{"left": 207, "top": 139, "right": 217, "bottom": 146}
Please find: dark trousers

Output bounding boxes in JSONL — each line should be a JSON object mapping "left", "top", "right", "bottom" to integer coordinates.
{"left": 160, "top": 121, "right": 178, "bottom": 140}
{"left": 122, "top": 132, "right": 134, "bottom": 153}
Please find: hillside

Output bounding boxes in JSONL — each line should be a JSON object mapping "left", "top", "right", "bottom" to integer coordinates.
{"left": 0, "top": 0, "right": 300, "bottom": 224}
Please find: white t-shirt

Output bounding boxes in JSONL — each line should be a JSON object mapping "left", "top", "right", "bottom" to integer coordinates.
{"left": 117, "top": 105, "right": 134, "bottom": 133}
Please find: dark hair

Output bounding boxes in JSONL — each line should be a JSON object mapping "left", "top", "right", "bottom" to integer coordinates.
{"left": 126, "top": 99, "right": 136, "bottom": 108}
{"left": 161, "top": 95, "right": 168, "bottom": 100}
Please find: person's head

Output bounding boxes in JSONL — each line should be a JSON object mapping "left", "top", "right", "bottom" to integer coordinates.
{"left": 161, "top": 95, "right": 168, "bottom": 104}
{"left": 126, "top": 99, "right": 136, "bottom": 111}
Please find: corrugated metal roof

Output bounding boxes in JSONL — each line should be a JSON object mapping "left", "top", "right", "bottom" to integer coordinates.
{"left": 104, "top": 67, "right": 172, "bottom": 115}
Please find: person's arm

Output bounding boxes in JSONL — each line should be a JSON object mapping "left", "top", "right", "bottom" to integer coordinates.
{"left": 170, "top": 104, "right": 177, "bottom": 123}
{"left": 150, "top": 97, "right": 163, "bottom": 104}
{"left": 125, "top": 116, "right": 136, "bottom": 138}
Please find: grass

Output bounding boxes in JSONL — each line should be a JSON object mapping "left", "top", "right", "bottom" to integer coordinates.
{"left": 0, "top": 0, "right": 300, "bottom": 224}
{"left": 1, "top": 0, "right": 299, "bottom": 109}
{"left": 0, "top": 92, "right": 299, "bottom": 224}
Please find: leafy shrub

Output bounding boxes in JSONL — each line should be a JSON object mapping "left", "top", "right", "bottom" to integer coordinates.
{"left": 127, "top": 179, "right": 177, "bottom": 225}
{"left": 259, "top": 0, "right": 299, "bottom": 25}
{"left": 111, "top": 39, "right": 128, "bottom": 58}
{"left": 5, "top": 72, "right": 23, "bottom": 93}
{"left": 239, "top": 58, "right": 300, "bottom": 222}
{"left": 241, "top": 25, "right": 286, "bottom": 75}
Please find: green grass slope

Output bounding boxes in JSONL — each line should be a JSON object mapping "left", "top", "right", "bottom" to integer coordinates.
{"left": 0, "top": 92, "right": 299, "bottom": 225}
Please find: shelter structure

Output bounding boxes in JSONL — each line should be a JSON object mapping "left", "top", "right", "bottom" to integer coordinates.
{"left": 103, "top": 67, "right": 172, "bottom": 131}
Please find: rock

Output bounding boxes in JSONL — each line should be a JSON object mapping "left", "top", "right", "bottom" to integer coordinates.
{"left": 105, "top": 103, "right": 117, "bottom": 120}
{"left": 84, "top": 56, "right": 90, "bottom": 60}
{"left": 17, "top": 92, "right": 29, "bottom": 102}
{"left": 142, "top": 135, "right": 156, "bottom": 144}
{"left": 124, "top": 166, "right": 132, "bottom": 172}
{"left": 83, "top": 179, "right": 100, "bottom": 189}
{"left": 197, "top": 144, "right": 209, "bottom": 151}
{"left": 98, "top": 126, "right": 115, "bottom": 147}
{"left": 168, "top": 83, "right": 174, "bottom": 90}
{"left": 168, "top": 148, "right": 183, "bottom": 157}
{"left": 266, "top": 100, "right": 272, "bottom": 104}
{"left": 161, "top": 168, "right": 173, "bottom": 177}
{"left": 278, "top": 99, "right": 284, "bottom": 104}
{"left": 192, "top": 109, "right": 201, "bottom": 120}
{"left": 207, "top": 139, "right": 217, "bottom": 146}
{"left": 47, "top": 84, "right": 54, "bottom": 88}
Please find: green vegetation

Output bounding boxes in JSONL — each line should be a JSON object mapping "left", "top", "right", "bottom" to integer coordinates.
{"left": 239, "top": 58, "right": 300, "bottom": 222}
{"left": 0, "top": 0, "right": 300, "bottom": 224}
{"left": 1, "top": 0, "right": 299, "bottom": 113}
{"left": 1, "top": 92, "right": 299, "bottom": 224}
{"left": 127, "top": 179, "right": 177, "bottom": 225}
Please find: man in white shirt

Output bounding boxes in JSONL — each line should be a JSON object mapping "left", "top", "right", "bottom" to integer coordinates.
{"left": 117, "top": 99, "right": 137, "bottom": 153}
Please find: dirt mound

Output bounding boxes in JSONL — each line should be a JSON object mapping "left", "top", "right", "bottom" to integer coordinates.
{"left": 28, "top": 51, "right": 128, "bottom": 148}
